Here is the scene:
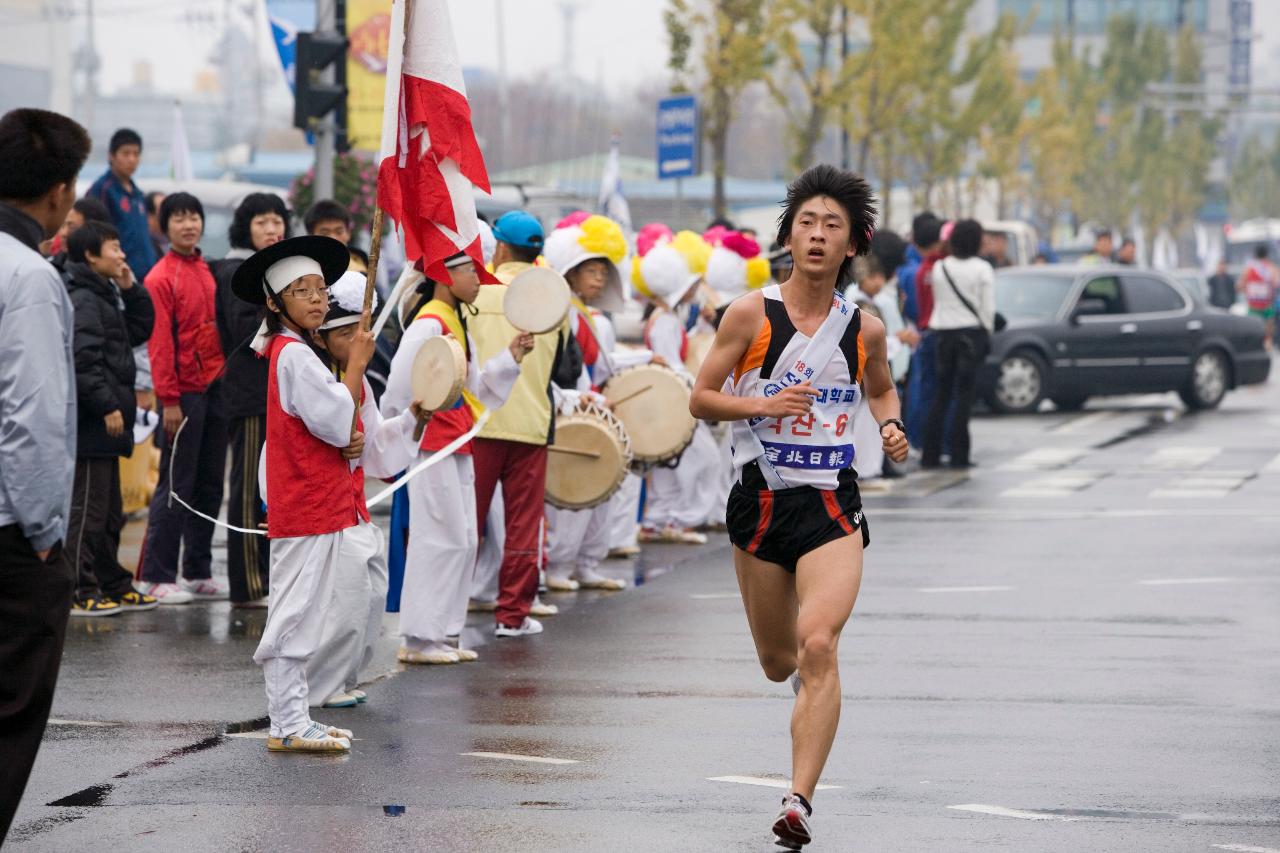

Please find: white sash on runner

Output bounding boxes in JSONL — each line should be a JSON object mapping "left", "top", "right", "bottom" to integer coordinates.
{"left": 736, "top": 285, "right": 855, "bottom": 489}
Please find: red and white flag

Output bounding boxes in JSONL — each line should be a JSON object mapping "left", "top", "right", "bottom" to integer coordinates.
{"left": 377, "top": 0, "right": 496, "bottom": 283}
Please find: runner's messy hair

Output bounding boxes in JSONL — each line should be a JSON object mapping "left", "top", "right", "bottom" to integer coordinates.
{"left": 776, "top": 164, "right": 877, "bottom": 285}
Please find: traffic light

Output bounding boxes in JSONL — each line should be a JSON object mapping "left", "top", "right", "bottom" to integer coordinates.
{"left": 293, "top": 30, "right": 349, "bottom": 152}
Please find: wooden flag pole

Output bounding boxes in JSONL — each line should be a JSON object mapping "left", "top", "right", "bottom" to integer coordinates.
{"left": 350, "top": 205, "right": 386, "bottom": 436}
{"left": 350, "top": 0, "right": 409, "bottom": 435}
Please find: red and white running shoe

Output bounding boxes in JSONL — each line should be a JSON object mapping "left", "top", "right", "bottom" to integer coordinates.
{"left": 772, "top": 793, "right": 813, "bottom": 849}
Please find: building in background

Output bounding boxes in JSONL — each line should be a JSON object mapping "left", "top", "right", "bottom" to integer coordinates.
{"left": 972, "top": 1, "right": 1247, "bottom": 105}
{"left": 0, "top": 0, "right": 75, "bottom": 115}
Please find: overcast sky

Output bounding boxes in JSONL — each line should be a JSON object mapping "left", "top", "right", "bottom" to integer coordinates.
{"left": 91, "top": 0, "right": 672, "bottom": 98}
{"left": 87, "top": 0, "right": 1280, "bottom": 99}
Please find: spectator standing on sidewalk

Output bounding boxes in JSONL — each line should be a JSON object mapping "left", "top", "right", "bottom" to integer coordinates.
{"left": 922, "top": 219, "right": 995, "bottom": 470}
{"left": 137, "top": 192, "right": 228, "bottom": 604}
{"left": 47, "top": 196, "right": 111, "bottom": 262}
{"left": 61, "top": 221, "right": 158, "bottom": 617}
{"left": 145, "top": 191, "right": 167, "bottom": 260}
{"left": 304, "top": 199, "right": 353, "bottom": 245}
{"left": 213, "top": 193, "right": 287, "bottom": 607}
{"left": 0, "top": 107, "right": 90, "bottom": 846}
{"left": 1207, "top": 259, "right": 1235, "bottom": 310}
{"left": 903, "top": 215, "right": 944, "bottom": 449}
{"left": 87, "top": 128, "right": 157, "bottom": 281}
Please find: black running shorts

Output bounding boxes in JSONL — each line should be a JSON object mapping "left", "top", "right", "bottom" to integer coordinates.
{"left": 726, "top": 465, "right": 869, "bottom": 573}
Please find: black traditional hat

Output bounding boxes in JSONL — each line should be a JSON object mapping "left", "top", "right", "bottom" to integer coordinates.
{"left": 230, "top": 235, "right": 351, "bottom": 305}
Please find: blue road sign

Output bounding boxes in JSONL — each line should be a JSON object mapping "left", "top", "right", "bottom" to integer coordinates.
{"left": 657, "top": 95, "right": 699, "bottom": 180}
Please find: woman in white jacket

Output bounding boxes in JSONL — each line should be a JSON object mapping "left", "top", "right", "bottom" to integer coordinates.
{"left": 922, "top": 219, "right": 994, "bottom": 470}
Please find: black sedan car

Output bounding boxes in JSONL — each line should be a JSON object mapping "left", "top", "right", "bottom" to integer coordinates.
{"left": 978, "top": 266, "right": 1271, "bottom": 413}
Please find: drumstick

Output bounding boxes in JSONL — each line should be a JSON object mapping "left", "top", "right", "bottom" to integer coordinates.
{"left": 547, "top": 445, "right": 603, "bottom": 460}
{"left": 607, "top": 384, "right": 653, "bottom": 408}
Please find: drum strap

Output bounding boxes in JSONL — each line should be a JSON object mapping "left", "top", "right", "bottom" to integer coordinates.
{"left": 737, "top": 286, "right": 856, "bottom": 490}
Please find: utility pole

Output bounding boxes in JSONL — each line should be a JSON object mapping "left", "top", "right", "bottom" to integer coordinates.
{"left": 495, "top": 0, "right": 511, "bottom": 173}
{"left": 560, "top": 1, "right": 580, "bottom": 81}
{"left": 314, "top": 0, "right": 339, "bottom": 201}
{"left": 83, "top": 0, "right": 98, "bottom": 136}
{"left": 839, "top": 4, "right": 849, "bottom": 170}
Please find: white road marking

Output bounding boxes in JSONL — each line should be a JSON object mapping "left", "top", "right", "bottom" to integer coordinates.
{"left": 689, "top": 593, "right": 741, "bottom": 600}
{"left": 1141, "top": 446, "right": 1221, "bottom": 470}
{"left": 462, "top": 752, "right": 579, "bottom": 765}
{"left": 1000, "top": 447, "right": 1087, "bottom": 471}
{"left": 1150, "top": 471, "right": 1253, "bottom": 498}
{"left": 1053, "top": 411, "right": 1115, "bottom": 434}
{"left": 918, "top": 586, "right": 1014, "bottom": 593}
{"left": 1263, "top": 453, "right": 1280, "bottom": 474}
{"left": 708, "top": 775, "right": 840, "bottom": 790}
{"left": 1138, "top": 577, "right": 1240, "bottom": 586}
{"left": 1002, "top": 470, "right": 1105, "bottom": 498}
{"left": 947, "top": 804, "right": 1078, "bottom": 822}
{"left": 226, "top": 731, "right": 269, "bottom": 739}
{"left": 1212, "top": 845, "right": 1280, "bottom": 853}
{"left": 46, "top": 719, "right": 118, "bottom": 727}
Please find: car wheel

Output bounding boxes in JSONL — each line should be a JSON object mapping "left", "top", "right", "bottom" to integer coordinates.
{"left": 1051, "top": 395, "right": 1088, "bottom": 412}
{"left": 1179, "top": 349, "right": 1229, "bottom": 410}
{"left": 992, "top": 350, "right": 1047, "bottom": 414}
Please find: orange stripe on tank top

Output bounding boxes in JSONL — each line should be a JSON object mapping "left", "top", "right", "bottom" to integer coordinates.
{"left": 734, "top": 317, "right": 772, "bottom": 384}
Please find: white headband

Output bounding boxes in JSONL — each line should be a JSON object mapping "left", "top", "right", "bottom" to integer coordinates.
{"left": 264, "top": 256, "right": 324, "bottom": 295}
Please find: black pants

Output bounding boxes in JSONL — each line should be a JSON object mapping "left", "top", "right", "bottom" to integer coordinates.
{"left": 923, "top": 328, "right": 985, "bottom": 467}
{"left": 0, "top": 526, "right": 73, "bottom": 843}
{"left": 226, "top": 415, "right": 269, "bottom": 603}
{"left": 139, "top": 383, "right": 227, "bottom": 584}
{"left": 65, "top": 457, "right": 135, "bottom": 602}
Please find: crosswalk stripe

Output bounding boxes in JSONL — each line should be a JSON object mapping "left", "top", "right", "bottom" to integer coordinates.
{"left": 1262, "top": 453, "right": 1280, "bottom": 474}
{"left": 1150, "top": 472, "right": 1253, "bottom": 498}
{"left": 1051, "top": 411, "right": 1116, "bottom": 434}
{"left": 1140, "top": 446, "right": 1221, "bottom": 470}
{"left": 1002, "top": 470, "right": 1105, "bottom": 498}
{"left": 1000, "top": 447, "right": 1087, "bottom": 471}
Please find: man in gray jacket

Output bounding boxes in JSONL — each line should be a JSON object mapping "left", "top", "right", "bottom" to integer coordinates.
{"left": 0, "top": 108, "right": 91, "bottom": 844}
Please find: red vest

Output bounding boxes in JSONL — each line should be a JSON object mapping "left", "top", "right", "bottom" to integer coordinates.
{"left": 265, "top": 336, "right": 370, "bottom": 539}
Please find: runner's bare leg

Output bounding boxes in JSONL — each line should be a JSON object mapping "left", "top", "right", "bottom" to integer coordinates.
{"left": 734, "top": 548, "right": 798, "bottom": 681}
{"left": 790, "top": 533, "right": 863, "bottom": 800}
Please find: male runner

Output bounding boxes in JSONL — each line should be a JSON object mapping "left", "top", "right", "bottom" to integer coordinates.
{"left": 690, "top": 165, "right": 908, "bottom": 849}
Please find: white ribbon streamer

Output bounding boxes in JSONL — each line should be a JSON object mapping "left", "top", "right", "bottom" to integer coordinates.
{"left": 365, "top": 410, "right": 490, "bottom": 507}
{"left": 165, "top": 409, "right": 491, "bottom": 535}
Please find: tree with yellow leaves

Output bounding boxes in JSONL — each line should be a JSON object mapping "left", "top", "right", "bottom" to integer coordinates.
{"left": 665, "top": 0, "right": 771, "bottom": 219}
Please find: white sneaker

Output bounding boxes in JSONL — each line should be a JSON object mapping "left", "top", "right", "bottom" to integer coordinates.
{"left": 544, "top": 575, "right": 580, "bottom": 592}
{"left": 494, "top": 617, "right": 543, "bottom": 638}
{"left": 575, "top": 568, "right": 627, "bottom": 591}
{"left": 671, "top": 525, "right": 708, "bottom": 545}
{"left": 529, "top": 598, "right": 559, "bottom": 617}
{"left": 138, "top": 582, "right": 194, "bottom": 605}
{"left": 181, "top": 577, "right": 229, "bottom": 600}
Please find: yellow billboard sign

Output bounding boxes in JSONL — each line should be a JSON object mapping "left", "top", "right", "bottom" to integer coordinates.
{"left": 346, "top": 0, "right": 391, "bottom": 152}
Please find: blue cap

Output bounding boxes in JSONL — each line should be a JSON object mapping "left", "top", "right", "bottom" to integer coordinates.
{"left": 491, "top": 211, "right": 544, "bottom": 250}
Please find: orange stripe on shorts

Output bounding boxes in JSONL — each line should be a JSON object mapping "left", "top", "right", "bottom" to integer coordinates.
{"left": 747, "top": 490, "right": 774, "bottom": 553}
{"left": 821, "top": 490, "right": 855, "bottom": 536}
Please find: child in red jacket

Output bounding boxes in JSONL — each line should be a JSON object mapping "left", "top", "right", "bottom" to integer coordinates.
{"left": 137, "top": 192, "right": 228, "bottom": 604}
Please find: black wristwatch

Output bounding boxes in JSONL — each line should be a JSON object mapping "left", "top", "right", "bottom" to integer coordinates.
{"left": 878, "top": 417, "right": 905, "bottom": 434}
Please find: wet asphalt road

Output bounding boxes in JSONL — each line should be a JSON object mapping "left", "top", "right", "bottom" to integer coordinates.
{"left": 7, "top": 376, "right": 1280, "bottom": 853}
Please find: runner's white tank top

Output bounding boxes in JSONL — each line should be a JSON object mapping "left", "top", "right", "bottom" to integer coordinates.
{"left": 728, "top": 285, "right": 866, "bottom": 490}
